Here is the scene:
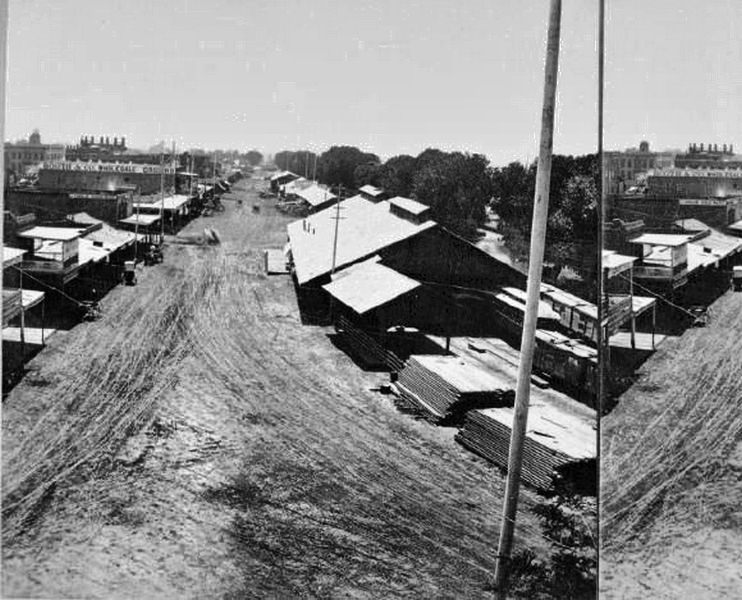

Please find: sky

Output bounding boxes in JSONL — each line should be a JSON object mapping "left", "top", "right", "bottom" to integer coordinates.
{"left": 604, "top": 0, "right": 742, "bottom": 153}
{"left": 5, "top": 0, "right": 600, "bottom": 165}
{"left": 4, "top": 2, "right": 739, "bottom": 164}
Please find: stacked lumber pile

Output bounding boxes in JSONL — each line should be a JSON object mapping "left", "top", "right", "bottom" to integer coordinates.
{"left": 337, "top": 315, "right": 404, "bottom": 370}
{"left": 395, "top": 355, "right": 514, "bottom": 424}
{"left": 2, "top": 289, "right": 22, "bottom": 325}
{"left": 455, "top": 403, "right": 596, "bottom": 490}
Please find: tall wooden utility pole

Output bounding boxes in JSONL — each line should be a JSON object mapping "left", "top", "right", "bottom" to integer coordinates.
{"left": 330, "top": 184, "right": 343, "bottom": 275}
{"left": 596, "top": 1, "right": 606, "bottom": 591}
{"left": 159, "top": 150, "right": 165, "bottom": 244}
{"left": 494, "top": 1, "right": 562, "bottom": 596}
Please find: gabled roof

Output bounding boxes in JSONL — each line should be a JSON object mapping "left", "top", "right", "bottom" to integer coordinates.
{"left": 281, "top": 177, "right": 312, "bottom": 194}
{"left": 323, "top": 257, "right": 421, "bottom": 314}
{"left": 288, "top": 197, "right": 436, "bottom": 285}
{"left": 270, "top": 170, "right": 299, "bottom": 181}
{"left": 295, "top": 184, "right": 337, "bottom": 207}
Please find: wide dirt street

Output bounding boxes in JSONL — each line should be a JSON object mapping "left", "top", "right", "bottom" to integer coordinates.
{"left": 2, "top": 177, "right": 548, "bottom": 599}
{"left": 601, "top": 287, "right": 742, "bottom": 599}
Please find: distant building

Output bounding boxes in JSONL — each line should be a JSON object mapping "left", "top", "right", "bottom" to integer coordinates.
{"left": 610, "top": 169, "right": 742, "bottom": 229}
{"left": 646, "top": 168, "right": 742, "bottom": 199}
{"left": 38, "top": 160, "right": 176, "bottom": 195}
{"left": 674, "top": 142, "right": 742, "bottom": 170}
{"left": 65, "top": 135, "right": 128, "bottom": 162}
{"left": 4, "top": 130, "right": 66, "bottom": 178}
{"left": 4, "top": 189, "right": 134, "bottom": 224}
{"left": 604, "top": 140, "right": 675, "bottom": 195}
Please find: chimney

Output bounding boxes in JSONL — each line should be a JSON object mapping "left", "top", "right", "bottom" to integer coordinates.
{"left": 700, "top": 143, "right": 704, "bottom": 152}
{"left": 714, "top": 143, "right": 719, "bottom": 153}
{"left": 100, "top": 136, "right": 104, "bottom": 144}
{"left": 106, "top": 136, "right": 110, "bottom": 145}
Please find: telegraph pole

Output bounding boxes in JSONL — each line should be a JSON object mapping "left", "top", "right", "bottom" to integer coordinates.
{"left": 159, "top": 150, "right": 165, "bottom": 244}
{"left": 596, "top": 1, "right": 606, "bottom": 594}
{"left": 330, "top": 184, "right": 343, "bottom": 275}
{"left": 494, "top": 1, "right": 562, "bottom": 596}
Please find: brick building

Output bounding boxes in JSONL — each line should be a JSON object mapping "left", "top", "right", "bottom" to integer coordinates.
{"left": 604, "top": 140, "right": 675, "bottom": 195}
{"left": 4, "top": 130, "right": 65, "bottom": 179}
{"left": 38, "top": 160, "right": 176, "bottom": 195}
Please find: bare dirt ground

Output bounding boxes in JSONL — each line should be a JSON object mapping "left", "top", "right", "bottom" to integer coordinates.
{"left": 2, "top": 178, "right": 550, "bottom": 599}
{"left": 600, "top": 290, "right": 742, "bottom": 599}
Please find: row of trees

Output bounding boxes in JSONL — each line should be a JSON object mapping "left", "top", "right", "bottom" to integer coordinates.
{"left": 271, "top": 145, "right": 598, "bottom": 292}
{"left": 492, "top": 155, "right": 599, "bottom": 297}
{"left": 273, "top": 146, "right": 494, "bottom": 238}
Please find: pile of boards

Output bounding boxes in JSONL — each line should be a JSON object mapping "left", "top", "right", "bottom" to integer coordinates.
{"left": 395, "top": 354, "right": 514, "bottom": 423}
{"left": 455, "top": 403, "right": 596, "bottom": 490}
{"left": 337, "top": 315, "right": 404, "bottom": 371}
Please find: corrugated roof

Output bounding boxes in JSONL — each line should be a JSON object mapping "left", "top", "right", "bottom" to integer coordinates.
{"left": 475, "top": 403, "right": 596, "bottom": 459}
{"left": 323, "top": 257, "right": 420, "bottom": 314}
{"left": 288, "top": 197, "right": 436, "bottom": 285}
{"left": 17, "top": 227, "right": 82, "bottom": 241}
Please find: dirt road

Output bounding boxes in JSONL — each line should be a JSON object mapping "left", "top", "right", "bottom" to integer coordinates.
{"left": 2, "top": 178, "right": 549, "bottom": 599}
{"left": 601, "top": 289, "right": 742, "bottom": 599}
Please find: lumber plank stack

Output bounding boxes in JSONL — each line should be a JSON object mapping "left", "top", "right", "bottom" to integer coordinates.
{"left": 455, "top": 404, "right": 596, "bottom": 490}
{"left": 337, "top": 315, "right": 404, "bottom": 370}
{"left": 395, "top": 355, "right": 514, "bottom": 424}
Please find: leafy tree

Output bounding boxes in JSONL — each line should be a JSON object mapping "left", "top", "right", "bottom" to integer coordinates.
{"left": 491, "top": 155, "right": 598, "bottom": 295}
{"left": 378, "top": 154, "right": 416, "bottom": 197}
{"left": 317, "top": 146, "right": 380, "bottom": 188}
{"left": 412, "top": 151, "right": 493, "bottom": 238}
{"left": 245, "top": 150, "right": 263, "bottom": 167}
{"left": 352, "top": 162, "right": 382, "bottom": 189}
{"left": 509, "top": 490, "right": 596, "bottom": 599}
